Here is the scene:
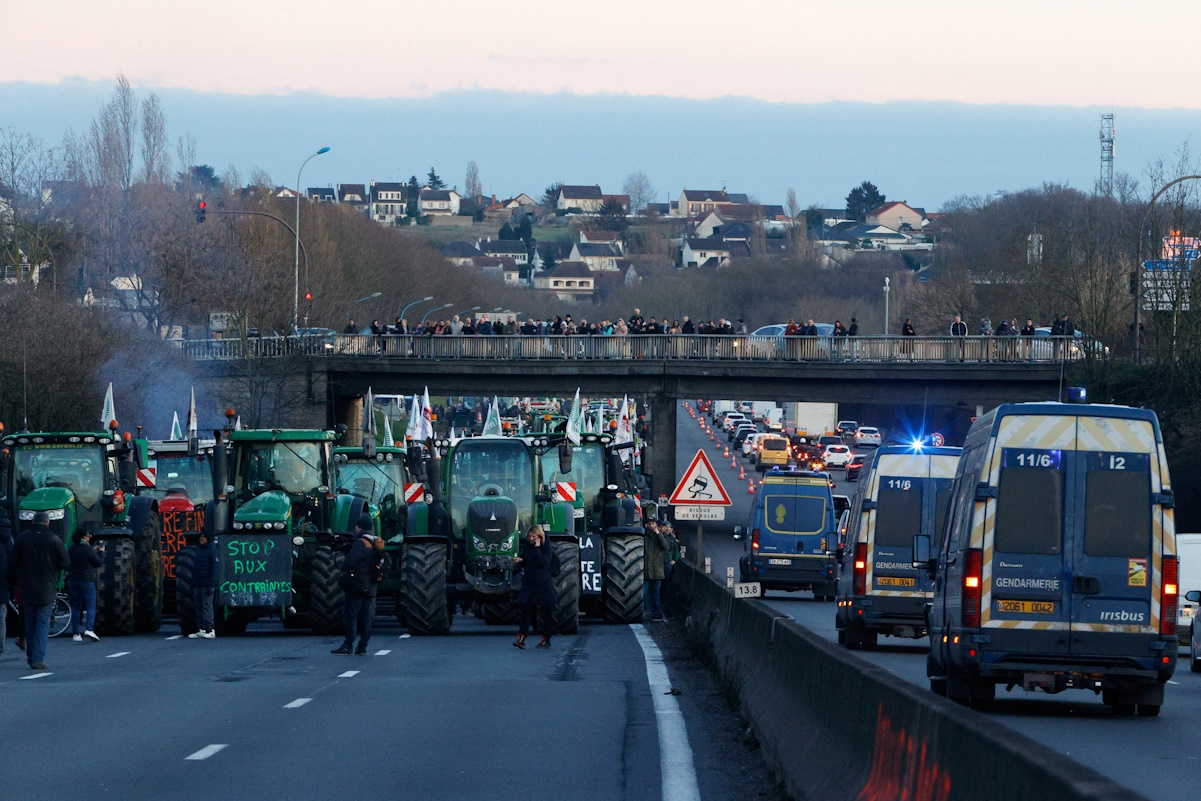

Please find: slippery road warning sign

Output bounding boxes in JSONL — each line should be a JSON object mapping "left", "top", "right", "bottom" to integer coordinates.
{"left": 669, "top": 450, "right": 732, "bottom": 506}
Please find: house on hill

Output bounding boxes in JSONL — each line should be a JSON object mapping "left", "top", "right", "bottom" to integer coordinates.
{"left": 337, "top": 183, "right": 368, "bottom": 212}
{"left": 556, "top": 185, "right": 605, "bottom": 214}
{"left": 534, "top": 261, "right": 595, "bottom": 301}
{"left": 570, "top": 242, "right": 622, "bottom": 272}
{"left": 579, "top": 229, "right": 624, "bottom": 251}
{"left": 307, "top": 187, "right": 337, "bottom": 203}
{"left": 441, "top": 241, "right": 481, "bottom": 266}
{"left": 370, "top": 181, "right": 408, "bottom": 225}
{"left": 419, "top": 189, "right": 461, "bottom": 216}
{"left": 680, "top": 237, "right": 749, "bottom": 267}
{"left": 477, "top": 238, "right": 530, "bottom": 265}
{"left": 866, "top": 201, "right": 927, "bottom": 230}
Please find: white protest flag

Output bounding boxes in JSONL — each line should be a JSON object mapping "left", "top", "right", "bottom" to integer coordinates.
{"left": 482, "top": 397, "right": 502, "bottom": 436}
{"left": 100, "top": 382, "right": 116, "bottom": 428}
{"left": 187, "top": 386, "right": 198, "bottom": 439}
{"left": 405, "top": 394, "right": 421, "bottom": 441}
{"left": 170, "top": 412, "right": 184, "bottom": 441}
{"left": 421, "top": 387, "right": 434, "bottom": 441}
{"left": 566, "top": 388, "right": 582, "bottom": 445}
{"left": 615, "top": 396, "right": 633, "bottom": 463}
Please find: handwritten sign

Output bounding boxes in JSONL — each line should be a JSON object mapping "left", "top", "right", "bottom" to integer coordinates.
{"left": 217, "top": 534, "right": 293, "bottom": 607}
{"left": 161, "top": 508, "right": 204, "bottom": 580}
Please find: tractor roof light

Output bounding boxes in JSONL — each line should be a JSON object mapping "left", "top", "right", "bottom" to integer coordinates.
{"left": 109, "top": 419, "right": 119, "bottom": 431}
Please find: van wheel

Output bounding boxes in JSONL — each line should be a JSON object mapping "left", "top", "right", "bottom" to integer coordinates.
{"left": 1192, "top": 643, "right": 1201, "bottom": 672}
{"left": 1137, "top": 704, "right": 1161, "bottom": 717}
{"left": 1111, "top": 702, "right": 1136, "bottom": 716}
{"left": 837, "top": 629, "right": 846, "bottom": 645}
{"left": 929, "top": 677, "right": 947, "bottom": 696}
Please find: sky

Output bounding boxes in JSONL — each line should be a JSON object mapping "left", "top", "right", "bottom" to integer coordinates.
{"left": 4, "top": 2, "right": 1201, "bottom": 206}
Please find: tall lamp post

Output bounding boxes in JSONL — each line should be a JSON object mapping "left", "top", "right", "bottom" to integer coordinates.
{"left": 420, "top": 303, "right": 454, "bottom": 327}
{"left": 345, "top": 292, "right": 382, "bottom": 327}
{"left": 294, "top": 146, "right": 331, "bottom": 329}
{"left": 455, "top": 305, "right": 481, "bottom": 318}
{"left": 399, "top": 296, "right": 435, "bottom": 325}
{"left": 883, "top": 276, "right": 891, "bottom": 335}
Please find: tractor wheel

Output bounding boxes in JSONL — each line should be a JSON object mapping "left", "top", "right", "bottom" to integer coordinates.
{"left": 603, "top": 534, "right": 644, "bottom": 624}
{"left": 309, "top": 546, "right": 345, "bottom": 635}
{"left": 483, "top": 600, "right": 520, "bottom": 626}
{"left": 133, "top": 511, "right": 163, "bottom": 633}
{"left": 552, "top": 540, "right": 581, "bottom": 634}
{"left": 215, "top": 608, "right": 249, "bottom": 636}
{"left": 96, "top": 538, "right": 135, "bottom": 635}
{"left": 174, "top": 545, "right": 198, "bottom": 635}
{"left": 402, "top": 541, "right": 450, "bottom": 635}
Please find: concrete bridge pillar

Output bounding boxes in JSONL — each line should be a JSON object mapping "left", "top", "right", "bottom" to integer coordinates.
{"left": 650, "top": 393, "right": 677, "bottom": 502}
{"left": 339, "top": 395, "right": 365, "bottom": 447}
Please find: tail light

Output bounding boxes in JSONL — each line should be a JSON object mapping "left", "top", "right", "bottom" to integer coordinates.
{"left": 113, "top": 489, "right": 125, "bottom": 514}
{"left": 853, "top": 543, "right": 867, "bottom": 595}
{"left": 962, "top": 548, "right": 983, "bottom": 628}
{"left": 751, "top": 528, "right": 760, "bottom": 554}
{"left": 1162, "top": 555, "right": 1179, "bottom": 637}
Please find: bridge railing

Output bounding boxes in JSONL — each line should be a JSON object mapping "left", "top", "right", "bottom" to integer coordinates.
{"left": 176, "top": 334, "right": 1085, "bottom": 363}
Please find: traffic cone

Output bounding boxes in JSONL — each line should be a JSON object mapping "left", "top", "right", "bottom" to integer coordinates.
{"left": 739, "top": 465, "right": 746, "bottom": 479}
{"left": 748, "top": 479, "right": 755, "bottom": 493}
{"left": 723, "top": 446, "right": 730, "bottom": 458}
{"left": 710, "top": 432, "right": 715, "bottom": 442}
{"left": 730, "top": 456, "right": 736, "bottom": 468}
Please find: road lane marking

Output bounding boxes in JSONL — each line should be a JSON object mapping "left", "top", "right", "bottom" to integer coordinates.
{"left": 20, "top": 673, "right": 52, "bottom": 680}
{"left": 338, "top": 670, "right": 360, "bottom": 678}
{"left": 1169, "top": 680, "right": 1180, "bottom": 685}
{"left": 106, "top": 652, "right": 130, "bottom": 659}
{"left": 399, "top": 634, "right": 411, "bottom": 639}
{"left": 166, "top": 635, "right": 183, "bottom": 640}
{"left": 631, "top": 624, "right": 702, "bottom": 801}
{"left": 374, "top": 650, "right": 391, "bottom": 656}
{"left": 284, "top": 698, "right": 313, "bottom": 708}
{"left": 185, "top": 744, "right": 227, "bottom": 760}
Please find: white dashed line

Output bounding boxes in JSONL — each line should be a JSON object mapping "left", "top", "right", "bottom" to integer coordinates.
{"left": 1169, "top": 680, "right": 1180, "bottom": 685}
{"left": 284, "top": 698, "right": 313, "bottom": 709}
{"left": 374, "top": 650, "right": 391, "bottom": 656}
{"left": 20, "top": 672, "right": 52, "bottom": 680}
{"left": 106, "top": 651, "right": 130, "bottom": 659}
{"left": 338, "top": 670, "right": 360, "bottom": 678}
{"left": 631, "top": 624, "right": 702, "bottom": 801}
{"left": 185, "top": 744, "right": 228, "bottom": 761}
{"left": 166, "top": 635, "right": 183, "bottom": 640}
{"left": 399, "top": 634, "right": 411, "bottom": 639}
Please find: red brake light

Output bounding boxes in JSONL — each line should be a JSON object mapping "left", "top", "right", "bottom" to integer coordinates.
{"left": 751, "top": 528, "right": 759, "bottom": 554}
{"left": 853, "top": 542, "right": 867, "bottom": 596}
{"left": 962, "top": 548, "right": 983, "bottom": 627}
{"left": 1162, "top": 556, "right": 1179, "bottom": 637}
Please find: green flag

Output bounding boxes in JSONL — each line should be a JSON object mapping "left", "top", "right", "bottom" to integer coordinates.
{"left": 170, "top": 412, "right": 184, "bottom": 441}
{"left": 482, "top": 397, "right": 502, "bottom": 436}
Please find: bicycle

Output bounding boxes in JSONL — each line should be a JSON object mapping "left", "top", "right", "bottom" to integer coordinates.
{"left": 7, "top": 592, "right": 73, "bottom": 639}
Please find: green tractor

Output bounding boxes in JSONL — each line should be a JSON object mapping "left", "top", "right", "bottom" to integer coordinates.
{"left": 1, "top": 427, "right": 163, "bottom": 634}
{"left": 175, "top": 426, "right": 372, "bottom": 635}
{"left": 402, "top": 433, "right": 579, "bottom": 634}
{"left": 331, "top": 443, "right": 409, "bottom": 620}
{"left": 539, "top": 432, "right": 646, "bottom": 626}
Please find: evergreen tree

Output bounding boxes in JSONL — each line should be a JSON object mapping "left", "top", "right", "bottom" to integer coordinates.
{"left": 405, "top": 175, "right": 420, "bottom": 217}
{"left": 427, "top": 167, "right": 446, "bottom": 190}
{"left": 517, "top": 215, "right": 533, "bottom": 244}
{"left": 498, "top": 222, "right": 516, "bottom": 240}
{"left": 845, "top": 181, "right": 886, "bottom": 222}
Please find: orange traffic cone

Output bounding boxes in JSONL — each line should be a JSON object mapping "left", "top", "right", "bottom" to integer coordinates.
{"left": 731, "top": 456, "right": 736, "bottom": 468}
{"left": 748, "top": 479, "right": 755, "bottom": 493}
{"left": 723, "top": 446, "right": 730, "bottom": 457}
{"left": 739, "top": 465, "right": 746, "bottom": 479}
{"left": 710, "top": 432, "right": 714, "bottom": 441}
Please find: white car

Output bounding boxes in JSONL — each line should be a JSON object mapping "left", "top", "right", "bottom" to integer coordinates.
{"left": 854, "top": 426, "right": 882, "bottom": 447}
{"left": 743, "top": 432, "right": 765, "bottom": 457}
{"left": 822, "top": 444, "right": 852, "bottom": 468}
{"left": 722, "top": 413, "right": 748, "bottom": 432}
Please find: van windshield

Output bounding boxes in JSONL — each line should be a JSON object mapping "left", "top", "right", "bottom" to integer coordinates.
{"left": 1084, "top": 471, "right": 1150, "bottom": 557}
{"left": 995, "top": 468, "right": 1062, "bottom": 554}
{"left": 763, "top": 439, "right": 787, "bottom": 451}
{"left": 875, "top": 486, "right": 923, "bottom": 547}
{"left": 762, "top": 493, "right": 827, "bottom": 535}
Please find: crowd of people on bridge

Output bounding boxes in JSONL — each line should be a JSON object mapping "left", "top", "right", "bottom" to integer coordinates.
{"left": 348, "top": 308, "right": 752, "bottom": 340}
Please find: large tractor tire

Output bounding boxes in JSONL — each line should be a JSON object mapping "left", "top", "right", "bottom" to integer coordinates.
{"left": 174, "top": 545, "right": 198, "bottom": 635}
{"left": 402, "top": 541, "right": 450, "bottom": 635}
{"left": 309, "top": 546, "right": 345, "bottom": 635}
{"left": 215, "top": 608, "right": 249, "bottom": 636}
{"left": 483, "top": 600, "right": 520, "bottom": 626}
{"left": 96, "top": 538, "right": 136, "bottom": 635}
{"left": 603, "top": 534, "right": 645, "bottom": 624}
{"left": 133, "top": 511, "right": 164, "bottom": 633}
{"left": 552, "top": 540, "right": 581, "bottom": 634}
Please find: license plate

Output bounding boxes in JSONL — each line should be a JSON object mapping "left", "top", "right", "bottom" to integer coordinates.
{"left": 734, "top": 582, "right": 762, "bottom": 598}
{"left": 876, "top": 576, "right": 915, "bottom": 587}
{"left": 768, "top": 558, "right": 792, "bottom": 566}
{"left": 995, "top": 599, "right": 1056, "bottom": 615}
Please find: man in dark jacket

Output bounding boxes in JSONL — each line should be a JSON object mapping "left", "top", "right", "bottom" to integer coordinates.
{"left": 9, "top": 511, "right": 69, "bottom": 669}
{"left": 644, "top": 520, "right": 669, "bottom": 621}
{"left": 188, "top": 531, "right": 219, "bottom": 639}
{"left": 513, "top": 525, "right": 557, "bottom": 649}
{"left": 333, "top": 516, "right": 385, "bottom": 655}
{"left": 68, "top": 529, "right": 104, "bottom": 642}
{"left": 0, "top": 520, "right": 10, "bottom": 658}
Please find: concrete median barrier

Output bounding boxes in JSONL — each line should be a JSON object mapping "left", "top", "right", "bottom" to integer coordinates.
{"left": 666, "top": 561, "right": 1146, "bottom": 801}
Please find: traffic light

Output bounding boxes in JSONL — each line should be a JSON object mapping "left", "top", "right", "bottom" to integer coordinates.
{"left": 305, "top": 292, "right": 313, "bottom": 302}
{"left": 195, "top": 199, "right": 207, "bottom": 223}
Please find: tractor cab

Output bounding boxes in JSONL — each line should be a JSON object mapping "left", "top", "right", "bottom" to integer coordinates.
{"left": 144, "top": 439, "right": 216, "bottom": 613}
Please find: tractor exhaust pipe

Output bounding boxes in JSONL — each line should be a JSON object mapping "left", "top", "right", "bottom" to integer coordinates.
{"left": 210, "top": 429, "right": 229, "bottom": 535}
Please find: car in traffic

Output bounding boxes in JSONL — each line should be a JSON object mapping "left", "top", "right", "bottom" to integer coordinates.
{"left": 742, "top": 431, "right": 766, "bottom": 458}
{"left": 836, "top": 420, "right": 859, "bottom": 437}
{"left": 721, "top": 412, "right": 748, "bottom": 432}
{"left": 818, "top": 435, "right": 843, "bottom": 450}
{"left": 845, "top": 453, "right": 868, "bottom": 481}
{"left": 733, "top": 425, "right": 759, "bottom": 447}
{"left": 854, "top": 426, "right": 882, "bottom": 447}
{"left": 917, "top": 402, "right": 1177, "bottom": 713}
{"left": 822, "top": 444, "right": 852, "bottom": 468}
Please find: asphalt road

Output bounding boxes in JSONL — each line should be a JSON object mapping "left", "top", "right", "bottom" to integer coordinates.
{"left": 673, "top": 401, "right": 1199, "bottom": 801}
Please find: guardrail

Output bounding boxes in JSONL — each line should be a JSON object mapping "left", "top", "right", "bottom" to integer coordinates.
{"left": 176, "top": 334, "right": 1085, "bottom": 364}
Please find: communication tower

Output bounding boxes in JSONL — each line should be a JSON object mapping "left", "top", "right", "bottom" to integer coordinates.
{"left": 1099, "top": 113, "right": 1115, "bottom": 196}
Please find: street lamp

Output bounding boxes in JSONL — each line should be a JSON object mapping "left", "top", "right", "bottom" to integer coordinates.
{"left": 455, "top": 305, "right": 481, "bottom": 318}
{"left": 883, "top": 276, "right": 891, "bottom": 335}
{"left": 399, "top": 296, "right": 434, "bottom": 324}
{"left": 295, "top": 146, "right": 331, "bottom": 329}
{"left": 420, "top": 303, "right": 454, "bottom": 326}
{"left": 346, "top": 292, "right": 382, "bottom": 325}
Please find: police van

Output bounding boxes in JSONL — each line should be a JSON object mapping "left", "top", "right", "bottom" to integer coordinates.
{"left": 916, "top": 403, "right": 1178, "bottom": 714}
{"left": 735, "top": 467, "right": 838, "bottom": 599}
{"left": 836, "top": 446, "right": 960, "bottom": 649}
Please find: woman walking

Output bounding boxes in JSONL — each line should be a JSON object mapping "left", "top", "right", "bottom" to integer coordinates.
{"left": 513, "top": 525, "right": 557, "bottom": 650}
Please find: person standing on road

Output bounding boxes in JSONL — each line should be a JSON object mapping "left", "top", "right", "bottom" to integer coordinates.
{"left": 67, "top": 530, "right": 103, "bottom": 643}
{"left": 513, "top": 525, "right": 557, "bottom": 650}
{"left": 189, "top": 530, "right": 218, "bottom": 639}
{"left": 8, "top": 511, "right": 69, "bottom": 670}
{"left": 644, "top": 520, "right": 669, "bottom": 621}
{"left": 0, "top": 518, "right": 10, "bottom": 659}
{"left": 332, "top": 516, "right": 386, "bottom": 655}
{"left": 661, "top": 521, "right": 681, "bottom": 600}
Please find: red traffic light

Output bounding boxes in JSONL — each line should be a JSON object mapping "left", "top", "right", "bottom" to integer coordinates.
{"left": 305, "top": 292, "right": 313, "bottom": 301}
{"left": 198, "top": 200, "right": 206, "bottom": 210}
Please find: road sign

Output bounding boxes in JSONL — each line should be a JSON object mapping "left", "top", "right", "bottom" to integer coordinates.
{"left": 668, "top": 449, "right": 732, "bottom": 506}
{"left": 931, "top": 433, "right": 945, "bottom": 447}
{"left": 734, "top": 582, "right": 762, "bottom": 598}
{"left": 1142, "top": 262, "right": 1191, "bottom": 312}
{"left": 674, "top": 506, "right": 726, "bottom": 521}
{"left": 403, "top": 483, "right": 424, "bottom": 504}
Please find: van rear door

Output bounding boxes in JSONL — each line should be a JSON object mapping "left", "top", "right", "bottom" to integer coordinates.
{"left": 871, "top": 476, "right": 923, "bottom": 592}
{"left": 986, "top": 445, "right": 1072, "bottom": 655}
{"left": 1069, "top": 417, "right": 1159, "bottom": 653}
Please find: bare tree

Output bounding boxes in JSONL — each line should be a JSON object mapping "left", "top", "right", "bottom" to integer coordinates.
{"left": 464, "top": 160, "right": 481, "bottom": 200}
{"left": 623, "top": 171, "right": 656, "bottom": 214}
{"left": 176, "top": 133, "right": 197, "bottom": 182}
{"left": 139, "top": 93, "right": 171, "bottom": 185}
{"left": 0, "top": 128, "right": 66, "bottom": 284}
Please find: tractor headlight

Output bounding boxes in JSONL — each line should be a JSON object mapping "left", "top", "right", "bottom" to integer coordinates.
{"left": 18, "top": 510, "right": 34, "bottom": 521}
{"left": 233, "top": 521, "right": 245, "bottom": 530}
{"left": 472, "top": 536, "right": 488, "bottom": 552}
{"left": 501, "top": 534, "right": 516, "bottom": 551}
{"left": 45, "top": 509, "right": 65, "bottom": 520}
{"left": 274, "top": 521, "right": 287, "bottom": 530}
{"left": 292, "top": 535, "right": 305, "bottom": 546}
